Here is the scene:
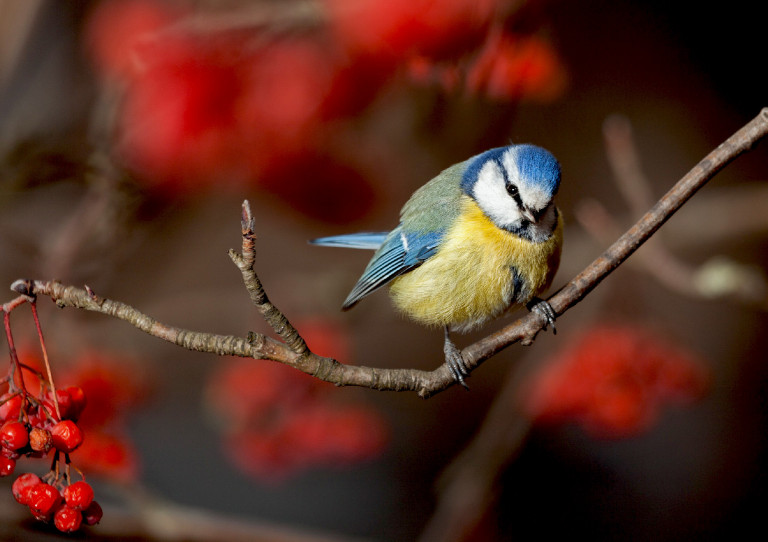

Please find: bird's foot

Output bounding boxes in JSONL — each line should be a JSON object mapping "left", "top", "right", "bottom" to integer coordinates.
{"left": 527, "top": 297, "right": 557, "bottom": 334}
{"left": 443, "top": 329, "right": 470, "bottom": 390}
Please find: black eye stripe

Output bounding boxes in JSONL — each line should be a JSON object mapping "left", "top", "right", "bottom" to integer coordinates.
{"left": 493, "top": 157, "right": 524, "bottom": 207}
{"left": 493, "top": 157, "right": 509, "bottom": 185}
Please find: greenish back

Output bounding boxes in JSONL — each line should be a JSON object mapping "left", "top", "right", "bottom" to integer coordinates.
{"left": 400, "top": 160, "right": 468, "bottom": 234}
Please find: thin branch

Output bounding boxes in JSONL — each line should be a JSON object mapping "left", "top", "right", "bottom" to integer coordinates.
{"left": 574, "top": 196, "right": 702, "bottom": 296}
{"left": 9, "top": 279, "right": 282, "bottom": 360}
{"left": 417, "top": 112, "right": 768, "bottom": 541}
{"left": 7, "top": 108, "right": 768, "bottom": 398}
{"left": 228, "top": 201, "right": 309, "bottom": 357}
{"left": 460, "top": 107, "right": 768, "bottom": 370}
{"left": 602, "top": 114, "right": 655, "bottom": 214}
{"left": 575, "top": 114, "right": 768, "bottom": 308}
{"left": 30, "top": 302, "right": 60, "bottom": 420}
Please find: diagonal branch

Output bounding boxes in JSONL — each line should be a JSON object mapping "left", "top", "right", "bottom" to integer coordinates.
{"left": 459, "top": 107, "right": 768, "bottom": 370}
{"left": 7, "top": 108, "right": 768, "bottom": 398}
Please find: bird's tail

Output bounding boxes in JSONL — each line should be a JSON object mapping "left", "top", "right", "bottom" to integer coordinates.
{"left": 309, "top": 232, "right": 388, "bottom": 250}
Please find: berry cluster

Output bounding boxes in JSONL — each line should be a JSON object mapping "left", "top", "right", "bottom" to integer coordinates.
{"left": 83, "top": 0, "right": 566, "bottom": 219}
{"left": 1, "top": 381, "right": 103, "bottom": 533}
{"left": 206, "top": 319, "right": 388, "bottom": 480}
{"left": 523, "top": 324, "right": 710, "bottom": 438}
{"left": 1, "top": 385, "right": 85, "bottom": 473}
{"left": 2, "top": 301, "right": 101, "bottom": 533}
{"left": 12, "top": 474, "right": 102, "bottom": 532}
{"left": 54, "top": 353, "right": 146, "bottom": 483}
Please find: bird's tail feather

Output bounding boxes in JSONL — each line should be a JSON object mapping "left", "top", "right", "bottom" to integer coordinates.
{"left": 309, "top": 232, "right": 388, "bottom": 250}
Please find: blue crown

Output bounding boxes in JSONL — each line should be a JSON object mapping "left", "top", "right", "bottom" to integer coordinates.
{"left": 461, "top": 144, "right": 561, "bottom": 197}
{"left": 512, "top": 144, "right": 561, "bottom": 196}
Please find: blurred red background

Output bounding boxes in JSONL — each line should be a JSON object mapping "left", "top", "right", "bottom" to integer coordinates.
{"left": 0, "top": 0, "right": 766, "bottom": 540}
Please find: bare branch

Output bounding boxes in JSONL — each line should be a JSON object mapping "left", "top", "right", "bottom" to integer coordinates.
{"left": 228, "top": 200, "right": 309, "bottom": 357}
{"left": 7, "top": 108, "right": 768, "bottom": 398}
{"left": 459, "top": 107, "right": 768, "bottom": 371}
{"left": 575, "top": 115, "right": 768, "bottom": 307}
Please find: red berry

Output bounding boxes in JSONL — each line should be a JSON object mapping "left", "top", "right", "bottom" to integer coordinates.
{"left": 465, "top": 33, "right": 567, "bottom": 103}
{"left": 0, "top": 393, "right": 22, "bottom": 421}
{"left": 522, "top": 324, "right": 710, "bottom": 439}
{"left": 44, "top": 389, "right": 73, "bottom": 421}
{"left": 29, "top": 427, "right": 53, "bottom": 453}
{"left": 82, "top": 500, "right": 103, "bottom": 526}
{"left": 54, "top": 505, "right": 83, "bottom": 533}
{"left": 0, "top": 455, "right": 15, "bottom": 477}
{"left": 72, "top": 429, "right": 140, "bottom": 482}
{"left": 63, "top": 481, "right": 94, "bottom": 510}
{"left": 1, "top": 446, "right": 20, "bottom": 460}
{"left": 1, "top": 420, "right": 29, "bottom": 451}
{"left": 12, "top": 472, "right": 41, "bottom": 504}
{"left": 25, "top": 411, "right": 47, "bottom": 432}
{"left": 65, "top": 386, "right": 87, "bottom": 421}
{"left": 27, "top": 482, "right": 62, "bottom": 519}
{"left": 585, "top": 380, "right": 656, "bottom": 438}
{"left": 51, "top": 420, "right": 83, "bottom": 453}
{"left": 324, "top": 0, "right": 496, "bottom": 61}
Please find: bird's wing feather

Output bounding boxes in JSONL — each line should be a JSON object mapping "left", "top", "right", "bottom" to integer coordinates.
{"left": 317, "top": 160, "right": 469, "bottom": 310}
{"left": 309, "top": 232, "right": 389, "bottom": 250}
{"left": 342, "top": 228, "right": 443, "bottom": 309}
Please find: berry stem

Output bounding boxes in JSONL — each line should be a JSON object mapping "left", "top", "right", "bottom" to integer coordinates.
{"left": 72, "top": 463, "right": 85, "bottom": 482}
{"left": 3, "top": 311, "right": 29, "bottom": 399}
{"left": 18, "top": 363, "right": 46, "bottom": 384}
{"left": 49, "top": 450, "right": 61, "bottom": 483}
{"left": 63, "top": 459, "right": 72, "bottom": 485}
{"left": 30, "top": 302, "right": 61, "bottom": 421}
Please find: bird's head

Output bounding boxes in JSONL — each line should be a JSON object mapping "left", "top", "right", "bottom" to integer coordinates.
{"left": 461, "top": 144, "right": 561, "bottom": 238}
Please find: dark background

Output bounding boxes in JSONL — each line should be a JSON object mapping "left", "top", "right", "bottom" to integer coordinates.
{"left": 1, "top": 1, "right": 767, "bottom": 540}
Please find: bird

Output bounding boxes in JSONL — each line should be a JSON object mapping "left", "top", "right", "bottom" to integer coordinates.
{"left": 310, "top": 144, "right": 563, "bottom": 388}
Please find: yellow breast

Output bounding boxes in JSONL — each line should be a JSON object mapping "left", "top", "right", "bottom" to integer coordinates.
{"left": 389, "top": 196, "right": 562, "bottom": 331}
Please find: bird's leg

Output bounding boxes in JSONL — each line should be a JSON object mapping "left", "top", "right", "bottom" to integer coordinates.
{"left": 527, "top": 297, "right": 557, "bottom": 334}
{"left": 443, "top": 326, "right": 470, "bottom": 390}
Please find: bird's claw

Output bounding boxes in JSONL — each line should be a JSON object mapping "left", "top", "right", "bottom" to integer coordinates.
{"left": 528, "top": 297, "right": 557, "bottom": 334}
{"left": 443, "top": 329, "right": 470, "bottom": 390}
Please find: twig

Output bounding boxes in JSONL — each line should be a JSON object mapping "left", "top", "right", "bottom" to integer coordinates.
{"left": 458, "top": 108, "right": 768, "bottom": 371}
{"left": 6, "top": 108, "right": 768, "bottom": 398}
{"left": 30, "top": 301, "right": 61, "bottom": 420}
{"left": 576, "top": 114, "right": 768, "bottom": 307}
{"left": 574, "top": 196, "right": 700, "bottom": 296}
{"left": 418, "top": 111, "right": 768, "bottom": 540}
{"left": 228, "top": 201, "right": 309, "bottom": 357}
{"left": 136, "top": 0, "right": 323, "bottom": 56}
{"left": 602, "top": 114, "right": 655, "bottom": 214}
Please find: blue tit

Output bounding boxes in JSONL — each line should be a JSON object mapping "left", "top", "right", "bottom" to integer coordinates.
{"left": 311, "top": 144, "right": 563, "bottom": 387}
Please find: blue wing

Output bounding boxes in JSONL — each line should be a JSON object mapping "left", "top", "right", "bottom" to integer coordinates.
{"left": 310, "top": 159, "right": 465, "bottom": 309}
{"left": 309, "top": 232, "right": 389, "bottom": 250}
{"left": 341, "top": 227, "right": 443, "bottom": 309}
{"left": 311, "top": 228, "right": 443, "bottom": 309}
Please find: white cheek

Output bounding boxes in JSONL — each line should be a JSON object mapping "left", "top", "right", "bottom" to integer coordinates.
{"left": 472, "top": 162, "right": 521, "bottom": 228}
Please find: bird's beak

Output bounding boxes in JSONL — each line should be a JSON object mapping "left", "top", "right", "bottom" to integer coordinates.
{"left": 521, "top": 206, "right": 537, "bottom": 224}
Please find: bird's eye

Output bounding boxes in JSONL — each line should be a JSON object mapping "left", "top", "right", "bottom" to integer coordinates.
{"left": 505, "top": 182, "right": 519, "bottom": 198}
